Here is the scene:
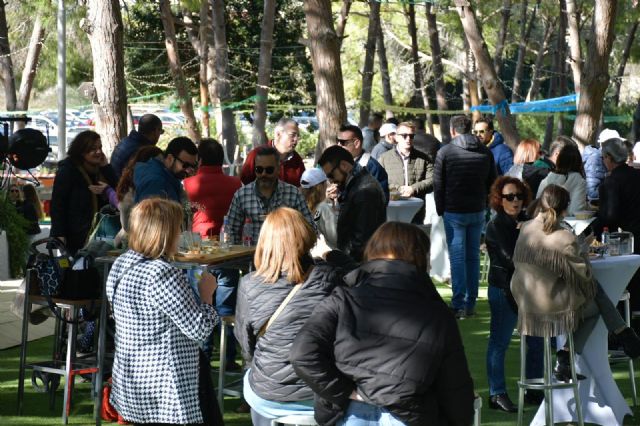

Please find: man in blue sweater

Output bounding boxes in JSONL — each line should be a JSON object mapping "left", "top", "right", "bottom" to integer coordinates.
{"left": 474, "top": 117, "right": 513, "bottom": 176}
{"left": 110, "top": 114, "right": 163, "bottom": 178}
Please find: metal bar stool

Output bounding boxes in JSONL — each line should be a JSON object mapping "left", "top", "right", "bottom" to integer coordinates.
{"left": 517, "top": 332, "right": 584, "bottom": 426}
{"left": 216, "top": 315, "right": 243, "bottom": 410}
{"left": 610, "top": 290, "right": 637, "bottom": 406}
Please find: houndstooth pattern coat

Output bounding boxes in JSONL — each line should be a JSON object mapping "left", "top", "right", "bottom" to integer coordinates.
{"left": 106, "top": 250, "right": 218, "bottom": 424}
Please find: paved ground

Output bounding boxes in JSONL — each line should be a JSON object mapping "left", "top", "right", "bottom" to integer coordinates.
{"left": 0, "top": 279, "right": 54, "bottom": 350}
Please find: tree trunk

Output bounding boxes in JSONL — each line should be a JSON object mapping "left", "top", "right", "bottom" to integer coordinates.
{"left": 572, "top": 0, "right": 618, "bottom": 150}
{"left": 511, "top": 0, "right": 538, "bottom": 102}
{"left": 565, "top": 0, "right": 583, "bottom": 91}
{"left": 303, "top": 0, "right": 348, "bottom": 159}
{"left": 212, "top": 0, "right": 238, "bottom": 162}
{"left": 493, "top": 0, "right": 512, "bottom": 76}
{"left": 405, "top": 3, "right": 430, "bottom": 126}
{"left": 83, "top": 0, "right": 128, "bottom": 158}
{"left": 251, "top": 0, "right": 276, "bottom": 147}
{"left": 376, "top": 18, "right": 393, "bottom": 118}
{"left": 543, "top": 13, "right": 566, "bottom": 149}
{"left": 612, "top": 18, "right": 639, "bottom": 106}
{"left": 0, "top": 1, "right": 16, "bottom": 111}
{"left": 358, "top": 0, "right": 380, "bottom": 128}
{"left": 199, "top": 0, "right": 210, "bottom": 138}
{"left": 335, "top": 0, "right": 353, "bottom": 47}
{"left": 16, "top": 15, "right": 45, "bottom": 128}
{"left": 526, "top": 18, "right": 553, "bottom": 102}
{"left": 159, "top": 0, "right": 200, "bottom": 142}
{"left": 464, "top": 38, "right": 481, "bottom": 122}
{"left": 425, "top": 3, "right": 450, "bottom": 143}
{"left": 455, "top": 1, "right": 520, "bottom": 150}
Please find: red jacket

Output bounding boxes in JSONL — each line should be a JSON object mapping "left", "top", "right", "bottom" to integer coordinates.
{"left": 240, "top": 142, "right": 305, "bottom": 187}
{"left": 184, "top": 165, "right": 242, "bottom": 238}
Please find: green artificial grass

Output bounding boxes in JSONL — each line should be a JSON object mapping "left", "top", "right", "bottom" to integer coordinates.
{"left": 2, "top": 282, "right": 640, "bottom": 425}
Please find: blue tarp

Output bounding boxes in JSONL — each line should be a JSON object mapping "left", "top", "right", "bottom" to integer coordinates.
{"left": 470, "top": 94, "right": 578, "bottom": 115}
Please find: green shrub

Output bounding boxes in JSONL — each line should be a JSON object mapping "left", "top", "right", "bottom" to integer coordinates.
{"left": 0, "top": 193, "right": 30, "bottom": 278}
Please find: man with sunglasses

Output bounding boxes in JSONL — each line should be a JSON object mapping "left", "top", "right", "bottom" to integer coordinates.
{"left": 336, "top": 124, "right": 389, "bottom": 202}
{"left": 473, "top": 117, "right": 513, "bottom": 176}
{"left": 318, "top": 145, "right": 386, "bottom": 262}
{"left": 134, "top": 137, "right": 198, "bottom": 203}
{"left": 434, "top": 115, "right": 497, "bottom": 318}
{"left": 378, "top": 121, "right": 434, "bottom": 223}
{"left": 241, "top": 117, "right": 305, "bottom": 186}
{"left": 227, "top": 146, "right": 314, "bottom": 245}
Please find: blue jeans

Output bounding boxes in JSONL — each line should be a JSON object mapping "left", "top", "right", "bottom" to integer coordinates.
{"left": 203, "top": 268, "right": 239, "bottom": 362}
{"left": 443, "top": 211, "right": 485, "bottom": 311}
{"left": 338, "top": 401, "right": 406, "bottom": 426}
{"left": 486, "top": 286, "right": 543, "bottom": 395}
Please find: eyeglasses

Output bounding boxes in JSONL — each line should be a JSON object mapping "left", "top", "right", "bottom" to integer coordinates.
{"left": 501, "top": 193, "right": 525, "bottom": 202}
{"left": 336, "top": 138, "right": 355, "bottom": 146}
{"left": 397, "top": 133, "right": 415, "bottom": 140}
{"left": 473, "top": 129, "right": 487, "bottom": 135}
{"left": 255, "top": 166, "right": 276, "bottom": 175}
{"left": 175, "top": 157, "right": 197, "bottom": 170}
{"left": 325, "top": 164, "right": 340, "bottom": 180}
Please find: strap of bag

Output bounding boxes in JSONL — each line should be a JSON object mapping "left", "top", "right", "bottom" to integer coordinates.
{"left": 257, "top": 283, "right": 303, "bottom": 339}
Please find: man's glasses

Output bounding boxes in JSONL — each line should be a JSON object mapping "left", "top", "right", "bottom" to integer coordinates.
{"left": 255, "top": 166, "right": 276, "bottom": 175}
{"left": 336, "top": 138, "right": 355, "bottom": 146}
{"left": 175, "top": 157, "right": 197, "bottom": 170}
{"left": 501, "top": 193, "right": 525, "bottom": 201}
{"left": 473, "top": 129, "right": 487, "bottom": 135}
{"left": 325, "top": 164, "right": 339, "bottom": 180}
{"left": 397, "top": 133, "right": 415, "bottom": 140}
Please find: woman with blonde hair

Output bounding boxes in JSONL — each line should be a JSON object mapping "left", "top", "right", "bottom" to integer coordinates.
{"left": 299, "top": 167, "right": 338, "bottom": 252}
{"left": 106, "top": 198, "right": 222, "bottom": 425}
{"left": 291, "top": 222, "right": 475, "bottom": 425}
{"left": 512, "top": 185, "right": 640, "bottom": 382}
{"left": 235, "top": 207, "right": 354, "bottom": 426}
{"left": 505, "top": 138, "right": 549, "bottom": 195}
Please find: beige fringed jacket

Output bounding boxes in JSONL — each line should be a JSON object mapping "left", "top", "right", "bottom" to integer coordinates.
{"left": 511, "top": 214, "right": 597, "bottom": 337}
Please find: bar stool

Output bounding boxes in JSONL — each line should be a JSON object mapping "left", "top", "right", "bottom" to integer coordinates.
{"left": 609, "top": 290, "right": 637, "bottom": 406}
{"left": 216, "top": 315, "right": 243, "bottom": 410}
{"left": 517, "top": 332, "right": 584, "bottom": 426}
{"left": 270, "top": 414, "right": 317, "bottom": 426}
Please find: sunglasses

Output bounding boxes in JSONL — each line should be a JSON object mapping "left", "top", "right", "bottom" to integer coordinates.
{"left": 336, "top": 138, "right": 355, "bottom": 146}
{"left": 255, "top": 166, "right": 276, "bottom": 175}
{"left": 175, "top": 157, "right": 197, "bottom": 170}
{"left": 397, "top": 133, "right": 415, "bottom": 140}
{"left": 501, "top": 193, "right": 525, "bottom": 202}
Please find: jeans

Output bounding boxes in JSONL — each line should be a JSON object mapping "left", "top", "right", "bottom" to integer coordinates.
{"left": 486, "top": 286, "right": 543, "bottom": 395}
{"left": 443, "top": 211, "right": 485, "bottom": 311}
{"left": 203, "top": 268, "right": 239, "bottom": 362}
{"left": 337, "top": 401, "right": 406, "bottom": 426}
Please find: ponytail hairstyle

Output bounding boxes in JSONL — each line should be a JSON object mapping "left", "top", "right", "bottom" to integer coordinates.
{"left": 538, "top": 184, "right": 571, "bottom": 234}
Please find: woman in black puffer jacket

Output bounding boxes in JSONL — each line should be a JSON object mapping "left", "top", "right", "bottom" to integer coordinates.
{"left": 291, "top": 222, "right": 475, "bottom": 426}
{"left": 234, "top": 207, "right": 354, "bottom": 426}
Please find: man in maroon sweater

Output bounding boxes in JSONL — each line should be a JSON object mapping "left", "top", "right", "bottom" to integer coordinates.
{"left": 241, "top": 117, "right": 305, "bottom": 186}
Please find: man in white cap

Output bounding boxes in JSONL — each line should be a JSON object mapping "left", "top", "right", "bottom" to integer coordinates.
{"left": 371, "top": 122, "right": 397, "bottom": 160}
{"left": 583, "top": 128, "right": 623, "bottom": 201}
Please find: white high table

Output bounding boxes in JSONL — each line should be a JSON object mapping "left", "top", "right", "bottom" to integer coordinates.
{"left": 531, "top": 254, "right": 640, "bottom": 425}
{"left": 386, "top": 197, "right": 424, "bottom": 223}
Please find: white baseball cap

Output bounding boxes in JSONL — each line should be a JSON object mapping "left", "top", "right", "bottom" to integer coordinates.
{"left": 379, "top": 123, "right": 397, "bottom": 137}
{"left": 598, "top": 128, "right": 626, "bottom": 144}
{"left": 300, "top": 168, "right": 327, "bottom": 189}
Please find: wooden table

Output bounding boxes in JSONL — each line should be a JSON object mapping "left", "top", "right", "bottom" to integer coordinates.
{"left": 92, "top": 246, "right": 255, "bottom": 425}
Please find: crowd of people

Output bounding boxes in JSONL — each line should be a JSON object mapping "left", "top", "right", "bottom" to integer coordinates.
{"left": 30, "top": 111, "right": 640, "bottom": 425}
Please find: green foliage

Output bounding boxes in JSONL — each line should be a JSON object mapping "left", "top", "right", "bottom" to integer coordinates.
{"left": 0, "top": 193, "right": 30, "bottom": 278}
{"left": 295, "top": 128, "right": 318, "bottom": 158}
{"left": 513, "top": 114, "right": 549, "bottom": 141}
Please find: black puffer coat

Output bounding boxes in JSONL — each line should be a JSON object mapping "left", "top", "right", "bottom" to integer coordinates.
{"left": 434, "top": 133, "right": 497, "bottom": 215}
{"left": 234, "top": 253, "right": 354, "bottom": 402}
{"left": 290, "top": 259, "right": 475, "bottom": 426}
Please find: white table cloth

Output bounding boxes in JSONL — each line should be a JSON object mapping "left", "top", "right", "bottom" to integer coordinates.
{"left": 424, "top": 193, "right": 450, "bottom": 282}
{"left": 564, "top": 217, "right": 596, "bottom": 236}
{"left": 531, "top": 254, "right": 640, "bottom": 425}
{"left": 386, "top": 197, "right": 423, "bottom": 223}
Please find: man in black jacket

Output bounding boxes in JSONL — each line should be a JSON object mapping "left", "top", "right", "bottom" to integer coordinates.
{"left": 319, "top": 145, "right": 386, "bottom": 262}
{"left": 434, "top": 115, "right": 497, "bottom": 318}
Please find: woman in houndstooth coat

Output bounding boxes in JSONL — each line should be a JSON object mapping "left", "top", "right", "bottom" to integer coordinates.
{"left": 106, "top": 198, "right": 222, "bottom": 425}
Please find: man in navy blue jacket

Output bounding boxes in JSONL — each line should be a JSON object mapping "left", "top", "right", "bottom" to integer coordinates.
{"left": 474, "top": 117, "right": 513, "bottom": 176}
{"left": 110, "top": 114, "right": 163, "bottom": 178}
